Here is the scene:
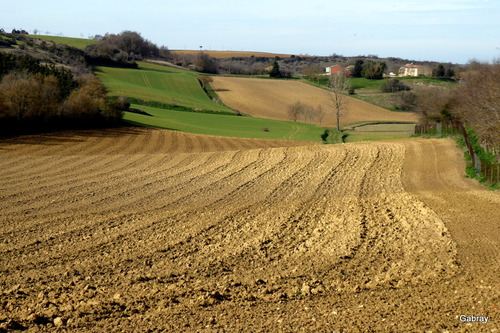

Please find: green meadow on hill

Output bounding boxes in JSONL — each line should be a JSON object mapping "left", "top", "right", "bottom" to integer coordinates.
{"left": 95, "top": 62, "right": 233, "bottom": 113}
{"left": 28, "top": 34, "right": 97, "bottom": 49}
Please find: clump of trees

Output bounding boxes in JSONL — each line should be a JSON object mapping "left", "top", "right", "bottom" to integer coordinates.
{"left": 432, "top": 63, "right": 455, "bottom": 78}
{"left": 0, "top": 53, "right": 75, "bottom": 96}
{"left": 414, "top": 60, "right": 499, "bottom": 183}
{"left": 287, "top": 101, "right": 325, "bottom": 125}
{"left": 195, "top": 52, "right": 219, "bottom": 74}
{"left": 350, "top": 59, "right": 387, "bottom": 80}
{"left": 301, "top": 64, "right": 323, "bottom": 83}
{"left": 415, "top": 60, "right": 499, "bottom": 147}
{"left": 454, "top": 61, "right": 499, "bottom": 146}
{"left": 380, "top": 79, "right": 411, "bottom": 93}
{"left": 85, "top": 31, "right": 172, "bottom": 67}
{"left": 391, "top": 91, "right": 417, "bottom": 111}
{"left": 0, "top": 53, "right": 123, "bottom": 136}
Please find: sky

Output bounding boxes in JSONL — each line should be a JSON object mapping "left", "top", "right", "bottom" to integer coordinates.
{"left": 1, "top": 0, "right": 499, "bottom": 64}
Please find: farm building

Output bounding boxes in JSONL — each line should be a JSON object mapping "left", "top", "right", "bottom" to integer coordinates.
{"left": 398, "top": 64, "right": 432, "bottom": 77}
{"left": 325, "top": 65, "right": 352, "bottom": 76}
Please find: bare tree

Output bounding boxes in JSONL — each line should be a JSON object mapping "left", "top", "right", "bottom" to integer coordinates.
{"left": 314, "top": 105, "right": 325, "bottom": 127}
{"left": 302, "top": 64, "right": 323, "bottom": 84}
{"left": 328, "top": 72, "right": 350, "bottom": 131}
{"left": 455, "top": 60, "right": 500, "bottom": 146}
{"left": 287, "top": 101, "right": 306, "bottom": 122}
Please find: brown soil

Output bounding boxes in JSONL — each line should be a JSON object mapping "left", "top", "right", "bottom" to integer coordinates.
{"left": 0, "top": 129, "right": 498, "bottom": 332}
{"left": 210, "top": 76, "right": 419, "bottom": 127}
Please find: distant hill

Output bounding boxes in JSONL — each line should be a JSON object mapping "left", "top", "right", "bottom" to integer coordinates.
{"left": 171, "top": 50, "right": 306, "bottom": 59}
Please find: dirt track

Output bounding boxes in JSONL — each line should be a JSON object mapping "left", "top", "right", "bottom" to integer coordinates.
{"left": 0, "top": 128, "right": 498, "bottom": 332}
{"left": 210, "top": 76, "right": 419, "bottom": 126}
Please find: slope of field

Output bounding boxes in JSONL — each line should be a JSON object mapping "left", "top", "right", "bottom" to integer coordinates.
{"left": 210, "top": 76, "right": 419, "bottom": 127}
{"left": 95, "top": 62, "right": 232, "bottom": 113}
{"left": 29, "top": 35, "right": 97, "bottom": 49}
{"left": 0, "top": 130, "right": 498, "bottom": 331}
{"left": 125, "top": 105, "right": 327, "bottom": 141}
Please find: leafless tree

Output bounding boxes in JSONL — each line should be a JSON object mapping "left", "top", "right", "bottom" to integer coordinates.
{"left": 314, "top": 105, "right": 325, "bottom": 127}
{"left": 287, "top": 101, "right": 306, "bottom": 122}
{"left": 302, "top": 64, "right": 323, "bottom": 83}
{"left": 454, "top": 60, "right": 500, "bottom": 146}
{"left": 328, "top": 72, "right": 350, "bottom": 130}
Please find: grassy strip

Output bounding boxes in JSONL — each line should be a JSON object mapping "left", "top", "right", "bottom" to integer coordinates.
{"left": 124, "top": 104, "right": 326, "bottom": 141}
{"left": 342, "top": 121, "right": 416, "bottom": 142}
{"left": 28, "top": 35, "right": 97, "bottom": 49}
{"left": 343, "top": 121, "right": 416, "bottom": 130}
{"left": 344, "top": 131, "right": 414, "bottom": 142}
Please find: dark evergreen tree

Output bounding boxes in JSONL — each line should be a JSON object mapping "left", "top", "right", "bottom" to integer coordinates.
{"left": 269, "top": 58, "right": 282, "bottom": 78}
{"left": 433, "top": 64, "right": 446, "bottom": 77}
{"left": 445, "top": 67, "right": 455, "bottom": 78}
{"left": 352, "top": 59, "right": 364, "bottom": 78}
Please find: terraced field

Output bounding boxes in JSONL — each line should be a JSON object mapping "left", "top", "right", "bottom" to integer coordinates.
{"left": 210, "top": 76, "right": 419, "bottom": 127}
{"left": 0, "top": 129, "right": 498, "bottom": 331}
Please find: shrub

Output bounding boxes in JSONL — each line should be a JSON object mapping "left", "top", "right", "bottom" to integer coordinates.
{"left": 0, "top": 72, "right": 60, "bottom": 120}
{"left": 391, "top": 91, "right": 416, "bottom": 111}
{"left": 381, "top": 79, "right": 411, "bottom": 93}
{"left": 113, "top": 96, "right": 130, "bottom": 111}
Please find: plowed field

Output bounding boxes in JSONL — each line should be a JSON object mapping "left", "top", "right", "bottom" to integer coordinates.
{"left": 1, "top": 128, "right": 498, "bottom": 332}
{"left": 210, "top": 77, "right": 419, "bottom": 127}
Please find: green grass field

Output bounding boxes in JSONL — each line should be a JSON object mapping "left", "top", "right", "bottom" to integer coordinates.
{"left": 344, "top": 122, "right": 416, "bottom": 142}
{"left": 124, "top": 105, "right": 326, "bottom": 141}
{"left": 29, "top": 35, "right": 97, "bottom": 49}
{"left": 96, "top": 62, "right": 233, "bottom": 113}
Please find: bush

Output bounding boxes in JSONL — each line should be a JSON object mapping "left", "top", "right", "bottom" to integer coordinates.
{"left": 195, "top": 53, "right": 219, "bottom": 74}
{"left": 391, "top": 91, "right": 416, "bottom": 111}
{"left": 381, "top": 79, "right": 411, "bottom": 93}
{"left": 0, "top": 70, "right": 122, "bottom": 136}
{"left": 113, "top": 96, "right": 130, "bottom": 111}
{"left": 0, "top": 72, "right": 60, "bottom": 120}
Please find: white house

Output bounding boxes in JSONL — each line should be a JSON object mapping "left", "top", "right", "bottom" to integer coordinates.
{"left": 398, "top": 64, "right": 432, "bottom": 77}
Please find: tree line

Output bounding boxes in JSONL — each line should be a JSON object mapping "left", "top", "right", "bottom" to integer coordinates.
{"left": 415, "top": 60, "right": 499, "bottom": 147}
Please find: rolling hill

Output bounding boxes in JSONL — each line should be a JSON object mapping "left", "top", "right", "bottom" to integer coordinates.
{"left": 210, "top": 76, "right": 419, "bottom": 127}
{"left": 95, "top": 62, "right": 232, "bottom": 113}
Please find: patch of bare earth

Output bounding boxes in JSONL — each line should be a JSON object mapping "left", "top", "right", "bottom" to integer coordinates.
{"left": 0, "top": 129, "right": 497, "bottom": 332}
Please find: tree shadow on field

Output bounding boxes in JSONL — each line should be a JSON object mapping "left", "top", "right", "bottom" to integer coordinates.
{"left": 214, "top": 88, "right": 230, "bottom": 92}
{"left": 0, "top": 125, "right": 148, "bottom": 147}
